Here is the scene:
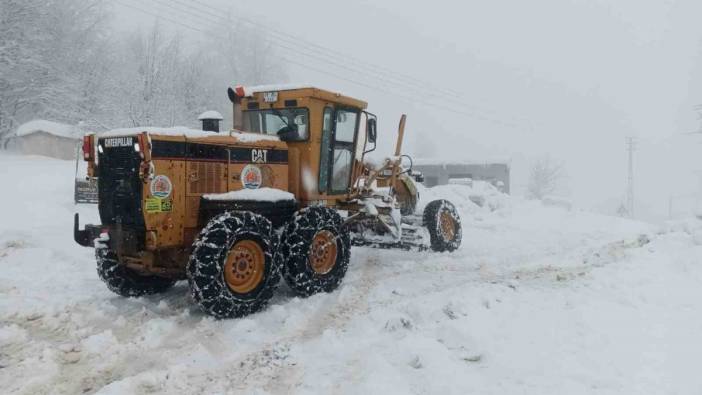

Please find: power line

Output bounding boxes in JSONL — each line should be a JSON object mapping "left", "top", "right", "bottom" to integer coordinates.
{"left": 277, "top": 55, "right": 522, "bottom": 128}
{"left": 149, "top": 0, "right": 433, "bottom": 96}
{"left": 148, "top": 0, "right": 506, "bottom": 119}
{"left": 180, "top": 0, "right": 464, "bottom": 99}
{"left": 113, "top": 0, "right": 525, "bottom": 130}
{"left": 113, "top": 0, "right": 208, "bottom": 33}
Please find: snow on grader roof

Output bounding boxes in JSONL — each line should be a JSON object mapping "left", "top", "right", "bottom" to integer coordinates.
{"left": 16, "top": 120, "right": 81, "bottom": 139}
{"left": 239, "top": 83, "right": 368, "bottom": 109}
{"left": 242, "top": 83, "right": 314, "bottom": 95}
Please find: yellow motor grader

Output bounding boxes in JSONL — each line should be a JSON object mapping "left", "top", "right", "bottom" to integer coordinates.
{"left": 74, "top": 85, "right": 462, "bottom": 318}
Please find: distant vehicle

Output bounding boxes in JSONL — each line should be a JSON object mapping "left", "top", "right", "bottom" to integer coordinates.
{"left": 74, "top": 85, "right": 462, "bottom": 318}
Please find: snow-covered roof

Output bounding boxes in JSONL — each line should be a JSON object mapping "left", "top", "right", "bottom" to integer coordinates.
{"left": 203, "top": 188, "right": 295, "bottom": 202}
{"left": 198, "top": 111, "right": 223, "bottom": 120}
{"left": 15, "top": 120, "right": 81, "bottom": 139}
{"left": 413, "top": 157, "right": 511, "bottom": 167}
{"left": 242, "top": 83, "right": 312, "bottom": 96}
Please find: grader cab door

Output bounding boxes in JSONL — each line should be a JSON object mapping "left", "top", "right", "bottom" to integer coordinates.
{"left": 318, "top": 107, "right": 362, "bottom": 195}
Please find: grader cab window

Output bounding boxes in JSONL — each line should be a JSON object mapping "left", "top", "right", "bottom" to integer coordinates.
{"left": 334, "top": 110, "right": 357, "bottom": 143}
{"left": 243, "top": 108, "right": 309, "bottom": 141}
{"left": 318, "top": 107, "right": 334, "bottom": 192}
{"left": 319, "top": 108, "right": 359, "bottom": 194}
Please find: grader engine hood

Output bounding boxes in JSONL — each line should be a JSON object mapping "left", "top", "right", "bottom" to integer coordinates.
{"left": 76, "top": 128, "right": 290, "bottom": 251}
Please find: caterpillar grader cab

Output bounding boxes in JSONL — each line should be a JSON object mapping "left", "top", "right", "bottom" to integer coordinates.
{"left": 74, "top": 85, "right": 462, "bottom": 318}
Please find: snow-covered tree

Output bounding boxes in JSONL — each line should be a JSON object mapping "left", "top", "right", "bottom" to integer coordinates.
{"left": 527, "top": 155, "right": 564, "bottom": 199}
{"left": 198, "top": 20, "right": 287, "bottom": 129}
{"left": 0, "top": 2, "right": 287, "bottom": 142}
{"left": 113, "top": 24, "right": 225, "bottom": 128}
{"left": 210, "top": 21, "right": 287, "bottom": 87}
{"left": 0, "top": 0, "right": 52, "bottom": 142}
{"left": 0, "top": 0, "right": 110, "bottom": 142}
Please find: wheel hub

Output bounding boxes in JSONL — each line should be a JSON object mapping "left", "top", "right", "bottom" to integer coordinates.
{"left": 224, "top": 240, "right": 265, "bottom": 293}
{"left": 309, "top": 230, "right": 338, "bottom": 275}
{"left": 439, "top": 210, "right": 456, "bottom": 241}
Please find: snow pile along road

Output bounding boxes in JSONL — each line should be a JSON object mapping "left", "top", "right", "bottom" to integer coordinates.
{"left": 1, "top": 154, "right": 701, "bottom": 394}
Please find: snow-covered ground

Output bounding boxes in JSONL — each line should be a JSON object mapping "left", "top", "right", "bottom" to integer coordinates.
{"left": 1, "top": 154, "right": 701, "bottom": 394}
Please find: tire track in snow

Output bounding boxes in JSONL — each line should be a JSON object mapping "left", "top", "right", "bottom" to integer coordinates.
{"left": 205, "top": 252, "right": 383, "bottom": 393}
{"left": 1, "top": 230, "right": 651, "bottom": 394}
{"left": 2, "top": 294, "right": 202, "bottom": 394}
{"left": 175, "top": 233, "right": 653, "bottom": 393}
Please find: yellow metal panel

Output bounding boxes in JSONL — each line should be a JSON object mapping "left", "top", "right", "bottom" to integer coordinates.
{"left": 228, "top": 163, "right": 288, "bottom": 191}
{"left": 143, "top": 159, "right": 185, "bottom": 249}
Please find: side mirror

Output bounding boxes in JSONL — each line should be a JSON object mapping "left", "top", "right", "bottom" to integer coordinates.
{"left": 277, "top": 125, "right": 299, "bottom": 141}
{"left": 367, "top": 118, "right": 377, "bottom": 143}
{"left": 227, "top": 87, "right": 237, "bottom": 103}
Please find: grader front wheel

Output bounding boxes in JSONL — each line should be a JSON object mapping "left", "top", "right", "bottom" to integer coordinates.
{"left": 423, "top": 199, "right": 462, "bottom": 252}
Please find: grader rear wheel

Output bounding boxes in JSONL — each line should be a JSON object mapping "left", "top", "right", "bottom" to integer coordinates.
{"left": 187, "top": 211, "right": 280, "bottom": 319}
{"left": 223, "top": 240, "right": 265, "bottom": 294}
{"left": 277, "top": 207, "right": 351, "bottom": 296}
{"left": 309, "top": 230, "right": 338, "bottom": 275}
{"left": 96, "top": 248, "right": 175, "bottom": 297}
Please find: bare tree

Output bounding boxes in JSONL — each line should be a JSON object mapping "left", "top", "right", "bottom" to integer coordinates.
{"left": 527, "top": 155, "right": 564, "bottom": 199}
{"left": 0, "top": 0, "right": 109, "bottom": 141}
{"left": 0, "top": 4, "right": 288, "bottom": 142}
{"left": 0, "top": 0, "right": 53, "bottom": 141}
{"left": 215, "top": 21, "right": 287, "bottom": 86}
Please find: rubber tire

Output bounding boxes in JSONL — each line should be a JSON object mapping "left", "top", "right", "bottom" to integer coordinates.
{"left": 278, "top": 207, "right": 351, "bottom": 297}
{"left": 423, "top": 199, "right": 462, "bottom": 252}
{"left": 187, "top": 211, "right": 280, "bottom": 319}
{"left": 96, "top": 248, "right": 176, "bottom": 297}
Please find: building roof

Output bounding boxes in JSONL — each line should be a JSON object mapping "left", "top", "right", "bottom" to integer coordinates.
{"left": 413, "top": 157, "right": 511, "bottom": 167}
{"left": 15, "top": 120, "right": 81, "bottom": 139}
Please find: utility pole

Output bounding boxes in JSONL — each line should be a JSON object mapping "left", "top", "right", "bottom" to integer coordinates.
{"left": 625, "top": 136, "right": 637, "bottom": 218}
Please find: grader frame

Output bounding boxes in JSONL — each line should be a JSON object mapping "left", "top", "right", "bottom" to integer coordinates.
{"left": 74, "top": 84, "right": 461, "bottom": 319}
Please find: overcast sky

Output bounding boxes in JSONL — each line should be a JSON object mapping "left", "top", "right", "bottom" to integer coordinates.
{"left": 111, "top": 0, "right": 702, "bottom": 222}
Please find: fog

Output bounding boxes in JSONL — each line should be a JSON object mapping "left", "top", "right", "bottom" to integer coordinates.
{"left": 111, "top": 0, "right": 702, "bottom": 221}
{"left": 4, "top": 3, "right": 702, "bottom": 391}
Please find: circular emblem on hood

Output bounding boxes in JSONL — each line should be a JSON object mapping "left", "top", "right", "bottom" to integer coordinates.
{"left": 241, "top": 165, "right": 262, "bottom": 189}
{"left": 150, "top": 175, "right": 172, "bottom": 198}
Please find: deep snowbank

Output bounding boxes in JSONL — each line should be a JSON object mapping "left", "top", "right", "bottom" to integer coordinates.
{"left": 1, "top": 154, "right": 700, "bottom": 394}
